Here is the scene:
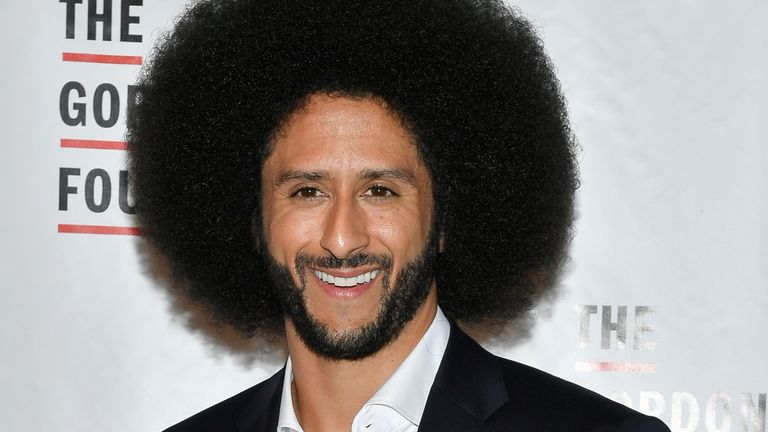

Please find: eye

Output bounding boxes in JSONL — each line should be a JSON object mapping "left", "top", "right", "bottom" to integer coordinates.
{"left": 364, "top": 185, "right": 396, "bottom": 198}
{"left": 290, "top": 187, "right": 324, "bottom": 200}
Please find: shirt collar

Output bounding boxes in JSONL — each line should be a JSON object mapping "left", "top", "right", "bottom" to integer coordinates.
{"left": 277, "top": 356, "right": 303, "bottom": 432}
{"left": 360, "top": 307, "right": 449, "bottom": 426}
{"left": 276, "top": 307, "right": 450, "bottom": 431}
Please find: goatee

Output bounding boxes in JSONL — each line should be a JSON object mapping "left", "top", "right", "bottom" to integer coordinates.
{"left": 265, "top": 233, "right": 437, "bottom": 360}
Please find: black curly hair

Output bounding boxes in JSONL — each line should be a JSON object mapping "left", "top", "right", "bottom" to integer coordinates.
{"left": 127, "top": 0, "right": 578, "bottom": 338}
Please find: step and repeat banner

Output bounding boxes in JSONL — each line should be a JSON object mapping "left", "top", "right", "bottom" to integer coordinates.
{"left": 1, "top": 1, "right": 766, "bottom": 431}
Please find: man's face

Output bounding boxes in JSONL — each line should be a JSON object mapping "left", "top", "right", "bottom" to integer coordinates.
{"left": 260, "top": 94, "right": 436, "bottom": 360}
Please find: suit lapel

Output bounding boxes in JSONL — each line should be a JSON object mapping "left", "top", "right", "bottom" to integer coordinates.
{"left": 419, "top": 321, "right": 508, "bottom": 432}
{"left": 237, "top": 367, "right": 284, "bottom": 432}
{"left": 237, "top": 323, "right": 507, "bottom": 432}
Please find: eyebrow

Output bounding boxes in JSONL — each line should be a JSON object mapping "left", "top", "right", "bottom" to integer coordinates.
{"left": 359, "top": 168, "right": 418, "bottom": 187}
{"left": 273, "top": 168, "right": 418, "bottom": 188}
{"left": 274, "top": 170, "right": 331, "bottom": 187}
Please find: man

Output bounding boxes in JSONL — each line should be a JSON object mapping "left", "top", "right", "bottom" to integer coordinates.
{"left": 128, "top": 0, "right": 671, "bottom": 430}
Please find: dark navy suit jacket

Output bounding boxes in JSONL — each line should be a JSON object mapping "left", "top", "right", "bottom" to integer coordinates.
{"left": 164, "top": 321, "right": 670, "bottom": 431}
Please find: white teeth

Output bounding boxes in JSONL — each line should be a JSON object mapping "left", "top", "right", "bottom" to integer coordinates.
{"left": 313, "top": 269, "right": 380, "bottom": 288}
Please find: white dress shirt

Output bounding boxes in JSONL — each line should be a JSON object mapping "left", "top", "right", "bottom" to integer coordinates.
{"left": 277, "top": 307, "right": 450, "bottom": 432}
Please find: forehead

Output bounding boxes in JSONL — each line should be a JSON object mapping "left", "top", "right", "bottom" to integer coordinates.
{"left": 265, "top": 94, "right": 426, "bottom": 175}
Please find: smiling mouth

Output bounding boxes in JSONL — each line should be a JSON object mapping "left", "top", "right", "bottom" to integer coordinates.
{"left": 313, "top": 269, "right": 380, "bottom": 288}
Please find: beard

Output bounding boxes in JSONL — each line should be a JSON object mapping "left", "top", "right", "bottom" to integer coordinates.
{"left": 265, "top": 232, "right": 438, "bottom": 361}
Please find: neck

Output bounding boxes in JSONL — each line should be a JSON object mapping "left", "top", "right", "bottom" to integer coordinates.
{"left": 285, "top": 288, "right": 438, "bottom": 432}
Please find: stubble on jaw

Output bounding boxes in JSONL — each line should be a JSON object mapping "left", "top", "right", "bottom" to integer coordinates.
{"left": 264, "top": 231, "right": 438, "bottom": 361}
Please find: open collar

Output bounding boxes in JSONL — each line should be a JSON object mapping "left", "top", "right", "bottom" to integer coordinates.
{"left": 235, "top": 318, "right": 508, "bottom": 432}
{"left": 275, "top": 308, "right": 451, "bottom": 431}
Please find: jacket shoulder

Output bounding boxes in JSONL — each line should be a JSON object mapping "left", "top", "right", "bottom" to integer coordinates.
{"left": 426, "top": 321, "right": 670, "bottom": 431}
{"left": 488, "top": 356, "right": 670, "bottom": 431}
{"left": 163, "top": 368, "right": 284, "bottom": 432}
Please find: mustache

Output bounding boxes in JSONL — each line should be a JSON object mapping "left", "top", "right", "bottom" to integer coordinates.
{"left": 295, "top": 252, "right": 393, "bottom": 271}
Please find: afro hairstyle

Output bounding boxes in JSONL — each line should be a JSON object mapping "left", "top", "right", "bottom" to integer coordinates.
{"left": 127, "top": 0, "right": 578, "bottom": 337}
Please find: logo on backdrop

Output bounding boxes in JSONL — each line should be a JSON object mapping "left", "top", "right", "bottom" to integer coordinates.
{"left": 60, "top": 0, "right": 143, "bottom": 43}
{"left": 574, "top": 306, "right": 766, "bottom": 430}
{"left": 574, "top": 304, "right": 657, "bottom": 372}
{"left": 57, "top": 0, "right": 143, "bottom": 236}
{"left": 611, "top": 391, "right": 766, "bottom": 432}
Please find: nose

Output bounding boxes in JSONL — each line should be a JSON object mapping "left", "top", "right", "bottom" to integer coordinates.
{"left": 319, "top": 197, "right": 369, "bottom": 260}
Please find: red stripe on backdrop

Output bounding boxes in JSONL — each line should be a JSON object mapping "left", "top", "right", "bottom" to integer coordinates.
{"left": 58, "top": 224, "right": 141, "bottom": 236}
{"left": 60, "top": 139, "right": 128, "bottom": 150}
{"left": 574, "top": 362, "right": 657, "bottom": 373}
{"left": 62, "top": 52, "right": 142, "bottom": 65}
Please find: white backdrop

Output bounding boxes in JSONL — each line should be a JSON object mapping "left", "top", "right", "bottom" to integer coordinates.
{"left": 1, "top": 1, "right": 766, "bottom": 431}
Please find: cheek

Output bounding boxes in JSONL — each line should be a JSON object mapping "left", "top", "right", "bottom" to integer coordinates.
{"left": 372, "top": 206, "right": 429, "bottom": 259}
{"left": 371, "top": 215, "right": 395, "bottom": 241}
{"left": 265, "top": 211, "right": 320, "bottom": 263}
